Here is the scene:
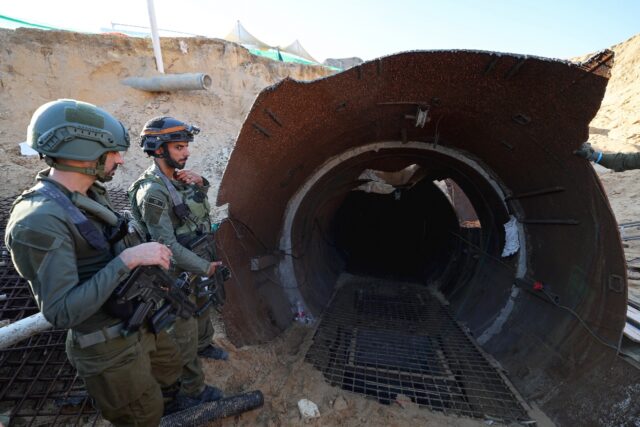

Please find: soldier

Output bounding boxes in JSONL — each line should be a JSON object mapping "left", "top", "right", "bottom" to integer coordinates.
{"left": 128, "top": 116, "right": 228, "bottom": 409}
{"left": 4, "top": 99, "right": 183, "bottom": 426}
{"left": 575, "top": 142, "right": 640, "bottom": 171}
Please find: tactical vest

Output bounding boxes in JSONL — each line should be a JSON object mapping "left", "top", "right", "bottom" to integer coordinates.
{"left": 129, "top": 167, "right": 211, "bottom": 239}
{"left": 12, "top": 178, "right": 125, "bottom": 333}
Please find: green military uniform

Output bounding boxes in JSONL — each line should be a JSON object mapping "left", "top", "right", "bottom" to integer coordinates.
{"left": 5, "top": 170, "right": 182, "bottom": 426}
{"left": 598, "top": 152, "right": 640, "bottom": 172}
{"left": 129, "top": 163, "right": 215, "bottom": 397}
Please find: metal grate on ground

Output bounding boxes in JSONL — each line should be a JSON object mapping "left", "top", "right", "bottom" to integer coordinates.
{"left": 305, "top": 276, "right": 534, "bottom": 423}
{"left": 0, "top": 189, "right": 131, "bottom": 426}
{"left": 0, "top": 331, "right": 100, "bottom": 426}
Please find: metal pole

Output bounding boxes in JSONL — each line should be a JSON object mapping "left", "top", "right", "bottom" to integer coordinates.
{"left": 146, "top": 0, "right": 164, "bottom": 73}
{"left": 0, "top": 312, "right": 53, "bottom": 350}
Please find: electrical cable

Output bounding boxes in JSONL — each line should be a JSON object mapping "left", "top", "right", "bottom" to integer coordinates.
{"left": 449, "top": 230, "right": 637, "bottom": 359}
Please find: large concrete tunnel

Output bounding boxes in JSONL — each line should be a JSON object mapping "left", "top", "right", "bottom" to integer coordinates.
{"left": 215, "top": 50, "right": 640, "bottom": 424}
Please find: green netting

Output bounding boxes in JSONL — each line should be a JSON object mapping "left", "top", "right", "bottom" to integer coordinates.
{"left": 248, "top": 48, "right": 341, "bottom": 71}
{"left": 0, "top": 14, "right": 73, "bottom": 31}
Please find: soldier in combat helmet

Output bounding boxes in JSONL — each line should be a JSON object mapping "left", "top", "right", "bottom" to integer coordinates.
{"left": 128, "top": 116, "right": 229, "bottom": 409}
{"left": 4, "top": 99, "right": 185, "bottom": 426}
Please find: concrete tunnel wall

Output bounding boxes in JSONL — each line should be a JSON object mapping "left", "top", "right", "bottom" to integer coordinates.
{"left": 216, "top": 50, "right": 640, "bottom": 424}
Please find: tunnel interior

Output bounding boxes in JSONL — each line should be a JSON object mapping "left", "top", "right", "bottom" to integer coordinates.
{"left": 288, "top": 145, "right": 519, "bottom": 330}
{"left": 283, "top": 144, "right": 536, "bottom": 421}
{"left": 333, "top": 178, "right": 461, "bottom": 282}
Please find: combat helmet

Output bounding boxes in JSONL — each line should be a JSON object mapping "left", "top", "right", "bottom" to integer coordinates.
{"left": 27, "top": 99, "right": 130, "bottom": 181}
{"left": 139, "top": 116, "right": 200, "bottom": 155}
{"left": 139, "top": 116, "right": 200, "bottom": 170}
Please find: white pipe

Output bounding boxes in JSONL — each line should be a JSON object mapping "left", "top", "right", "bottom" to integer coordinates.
{"left": 146, "top": 0, "right": 164, "bottom": 73}
{"left": 122, "top": 73, "right": 212, "bottom": 92}
{"left": 0, "top": 312, "right": 53, "bottom": 349}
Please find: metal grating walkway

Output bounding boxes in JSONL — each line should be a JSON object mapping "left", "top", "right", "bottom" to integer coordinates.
{"left": 0, "top": 189, "right": 131, "bottom": 426}
{"left": 305, "top": 276, "right": 533, "bottom": 423}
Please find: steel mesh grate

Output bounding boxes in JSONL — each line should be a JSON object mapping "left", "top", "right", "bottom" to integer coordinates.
{"left": 305, "top": 276, "right": 533, "bottom": 423}
{"left": 0, "top": 190, "right": 131, "bottom": 426}
{"left": 0, "top": 331, "right": 99, "bottom": 426}
{"left": 108, "top": 188, "right": 132, "bottom": 212}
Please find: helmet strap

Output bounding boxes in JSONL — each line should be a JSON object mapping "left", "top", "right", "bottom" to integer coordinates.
{"left": 45, "top": 153, "right": 112, "bottom": 182}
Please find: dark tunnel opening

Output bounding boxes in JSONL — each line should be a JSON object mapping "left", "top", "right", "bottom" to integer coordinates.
{"left": 286, "top": 146, "right": 519, "bottom": 329}
{"left": 333, "top": 179, "right": 461, "bottom": 282}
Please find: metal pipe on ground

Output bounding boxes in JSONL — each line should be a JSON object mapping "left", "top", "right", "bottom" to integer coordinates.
{"left": 121, "top": 73, "right": 212, "bottom": 92}
{"left": 159, "top": 391, "right": 264, "bottom": 427}
{"left": 0, "top": 312, "right": 53, "bottom": 349}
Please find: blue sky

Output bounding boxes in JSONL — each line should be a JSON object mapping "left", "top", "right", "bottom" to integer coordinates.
{"left": 1, "top": 0, "right": 639, "bottom": 62}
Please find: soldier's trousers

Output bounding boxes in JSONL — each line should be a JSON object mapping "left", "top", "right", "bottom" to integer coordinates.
{"left": 169, "top": 315, "right": 206, "bottom": 396}
{"left": 196, "top": 294, "right": 214, "bottom": 353}
{"left": 66, "top": 327, "right": 182, "bottom": 427}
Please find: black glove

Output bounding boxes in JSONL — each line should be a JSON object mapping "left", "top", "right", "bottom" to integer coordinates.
{"left": 573, "top": 142, "right": 601, "bottom": 162}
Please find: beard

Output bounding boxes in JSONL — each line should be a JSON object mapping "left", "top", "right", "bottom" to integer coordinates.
{"left": 165, "top": 153, "right": 188, "bottom": 170}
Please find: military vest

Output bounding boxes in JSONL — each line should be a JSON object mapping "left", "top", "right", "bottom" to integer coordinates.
{"left": 11, "top": 178, "right": 125, "bottom": 333}
{"left": 128, "top": 166, "right": 211, "bottom": 239}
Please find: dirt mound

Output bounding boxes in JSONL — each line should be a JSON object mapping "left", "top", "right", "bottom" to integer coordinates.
{"left": 582, "top": 33, "right": 640, "bottom": 302}
{"left": 0, "top": 28, "right": 333, "bottom": 200}
{"left": 588, "top": 33, "right": 640, "bottom": 152}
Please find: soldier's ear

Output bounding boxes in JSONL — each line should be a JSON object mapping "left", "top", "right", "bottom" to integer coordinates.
{"left": 154, "top": 146, "right": 164, "bottom": 157}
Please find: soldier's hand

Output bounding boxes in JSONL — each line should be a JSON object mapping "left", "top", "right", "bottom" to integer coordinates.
{"left": 207, "top": 261, "right": 223, "bottom": 277}
{"left": 119, "top": 242, "right": 173, "bottom": 270}
{"left": 174, "top": 169, "right": 204, "bottom": 186}
{"left": 574, "top": 142, "right": 601, "bottom": 162}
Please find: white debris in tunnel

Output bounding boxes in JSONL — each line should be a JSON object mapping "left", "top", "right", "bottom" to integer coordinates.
{"left": 355, "top": 164, "right": 422, "bottom": 194}
{"left": 501, "top": 215, "right": 520, "bottom": 257}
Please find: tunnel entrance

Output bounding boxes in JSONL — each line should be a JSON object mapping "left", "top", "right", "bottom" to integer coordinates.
{"left": 305, "top": 275, "right": 533, "bottom": 423}
{"left": 280, "top": 142, "right": 519, "bottom": 336}
{"left": 292, "top": 146, "right": 535, "bottom": 421}
{"left": 217, "top": 50, "right": 639, "bottom": 425}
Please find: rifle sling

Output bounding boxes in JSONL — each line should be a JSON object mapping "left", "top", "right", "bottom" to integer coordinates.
{"left": 35, "top": 181, "right": 109, "bottom": 251}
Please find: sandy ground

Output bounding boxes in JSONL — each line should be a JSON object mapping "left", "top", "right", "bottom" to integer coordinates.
{"left": 1, "top": 26, "right": 639, "bottom": 427}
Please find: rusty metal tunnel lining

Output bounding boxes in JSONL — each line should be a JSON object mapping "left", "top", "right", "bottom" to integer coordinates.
{"left": 216, "top": 50, "right": 640, "bottom": 425}
{"left": 305, "top": 278, "right": 532, "bottom": 422}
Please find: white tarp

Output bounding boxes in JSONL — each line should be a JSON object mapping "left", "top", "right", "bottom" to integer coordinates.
{"left": 280, "top": 39, "right": 318, "bottom": 63}
{"left": 224, "top": 20, "right": 271, "bottom": 49}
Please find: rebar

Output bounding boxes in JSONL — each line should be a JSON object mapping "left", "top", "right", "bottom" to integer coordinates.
{"left": 305, "top": 276, "right": 533, "bottom": 423}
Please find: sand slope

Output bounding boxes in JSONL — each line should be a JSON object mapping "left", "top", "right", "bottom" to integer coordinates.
{"left": 0, "top": 28, "right": 333, "bottom": 200}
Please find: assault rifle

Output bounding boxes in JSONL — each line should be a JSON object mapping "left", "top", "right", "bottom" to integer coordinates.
{"left": 178, "top": 232, "right": 230, "bottom": 315}
{"left": 113, "top": 266, "right": 197, "bottom": 336}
